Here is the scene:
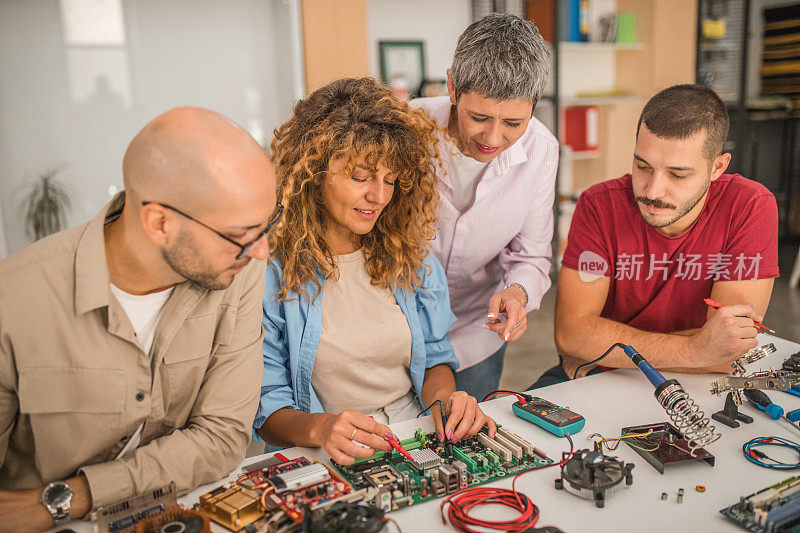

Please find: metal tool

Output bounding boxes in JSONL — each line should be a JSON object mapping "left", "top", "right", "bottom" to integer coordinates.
{"left": 744, "top": 389, "right": 784, "bottom": 420}
{"left": 623, "top": 345, "right": 720, "bottom": 455}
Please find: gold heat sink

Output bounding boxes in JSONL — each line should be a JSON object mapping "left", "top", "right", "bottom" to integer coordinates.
{"left": 198, "top": 485, "right": 264, "bottom": 531}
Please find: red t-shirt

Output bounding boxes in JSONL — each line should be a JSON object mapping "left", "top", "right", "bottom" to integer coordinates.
{"left": 562, "top": 174, "right": 779, "bottom": 333}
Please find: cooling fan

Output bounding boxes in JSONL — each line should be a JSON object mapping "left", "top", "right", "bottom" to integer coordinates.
{"left": 554, "top": 449, "right": 634, "bottom": 508}
{"left": 135, "top": 508, "right": 211, "bottom": 533}
{"left": 308, "top": 501, "right": 386, "bottom": 533}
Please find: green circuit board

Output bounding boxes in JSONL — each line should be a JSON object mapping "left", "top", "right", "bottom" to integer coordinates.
{"left": 331, "top": 426, "right": 553, "bottom": 512}
{"left": 721, "top": 476, "right": 800, "bottom": 532}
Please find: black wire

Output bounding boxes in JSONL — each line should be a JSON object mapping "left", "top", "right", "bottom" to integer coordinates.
{"left": 417, "top": 399, "right": 443, "bottom": 417}
{"left": 481, "top": 389, "right": 534, "bottom": 403}
{"left": 572, "top": 342, "right": 628, "bottom": 380}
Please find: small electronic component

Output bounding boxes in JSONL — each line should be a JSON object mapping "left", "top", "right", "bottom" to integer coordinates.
{"left": 377, "top": 488, "right": 392, "bottom": 512}
{"left": 237, "top": 456, "right": 312, "bottom": 489}
{"left": 401, "top": 473, "right": 411, "bottom": 493}
{"left": 268, "top": 463, "right": 330, "bottom": 493}
{"left": 677, "top": 488, "right": 684, "bottom": 504}
{"left": 493, "top": 433, "right": 523, "bottom": 459}
{"left": 309, "top": 487, "right": 378, "bottom": 520}
{"left": 721, "top": 476, "right": 800, "bottom": 532}
{"left": 453, "top": 447, "right": 478, "bottom": 472}
{"left": 364, "top": 466, "right": 399, "bottom": 488}
{"left": 477, "top": 433, "right": 513, "bottom": 461}
{"left": 198, "top": 485, "right": 263, "bottom": 531}
{"left": 497, "top": 426, "right": 537, "bottom": 457}
{"left": 452, "top": 460, "right": 468, "bottom": 489}
{"left": 97, "top": 483, "right": 177, "bottom": 533}
{"left": 408, "top": 448, "right": 442, "bottom": 471}
{"left": 661, "top": 492, "right": 668, "bottom": 500}
{"left": 696, "top": 485, "right": 706, "bottom": 493}
{"left": 437, "top": 464, "right": 458, "bottom": 493}
{"left": 484, "top": 449, "right": 500, "bottom": 465}
{"left": 512, "top": 397, "right": 585, "bottom": 437}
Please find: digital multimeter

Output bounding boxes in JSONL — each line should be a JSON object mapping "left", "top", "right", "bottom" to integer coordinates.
{"left": 512, "top": 397, "right": 585, "bottom": 437}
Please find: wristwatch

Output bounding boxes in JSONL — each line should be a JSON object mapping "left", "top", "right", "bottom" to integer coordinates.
{"left": 41, "top": 481, "right": 73, "bottom": 526}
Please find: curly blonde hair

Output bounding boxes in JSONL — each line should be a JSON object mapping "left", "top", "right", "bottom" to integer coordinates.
{"left": 269, "top": 77, "right": 442, "bottom": 302}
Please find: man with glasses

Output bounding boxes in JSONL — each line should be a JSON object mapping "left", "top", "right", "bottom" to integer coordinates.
{"left": 0, "top": 106, "right": 278, "bottom": 532}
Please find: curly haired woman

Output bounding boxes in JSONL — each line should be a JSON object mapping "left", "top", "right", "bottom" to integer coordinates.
{"left": 253, "top": 77, "right": 495, "bottom": 464}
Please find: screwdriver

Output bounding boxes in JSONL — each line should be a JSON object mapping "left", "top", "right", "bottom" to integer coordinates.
{"left": 744, "top": 389, "right": 784, "bottom": 420}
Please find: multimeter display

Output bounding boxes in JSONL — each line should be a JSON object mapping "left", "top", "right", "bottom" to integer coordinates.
{"left": 512, "top": 397, "right": 585, "bottom": 437}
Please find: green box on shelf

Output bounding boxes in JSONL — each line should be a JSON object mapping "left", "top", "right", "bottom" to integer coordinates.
{"left": 616, "top": 12, "right": 636, "bottom": 44}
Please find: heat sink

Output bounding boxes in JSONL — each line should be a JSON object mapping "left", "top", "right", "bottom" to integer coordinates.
{"left": 408, "top": 448, "right": 442, "bottom": 471}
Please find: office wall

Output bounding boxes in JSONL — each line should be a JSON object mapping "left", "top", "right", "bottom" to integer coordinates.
{"left": 367, "top": 0, "right": 472, "bottom": 83}
{"left": 301, "top": 0, "right": 369, "bottom": 93}
{"left": 0, "top": 203, "right": 6, "bottom": 259}
{"left": 0, "top": 0, "right": 302, "bottom": 255}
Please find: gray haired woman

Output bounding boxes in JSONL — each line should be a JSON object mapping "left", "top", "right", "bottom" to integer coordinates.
{"left": 410, "top": 13, "right": 558, "bottom": 400}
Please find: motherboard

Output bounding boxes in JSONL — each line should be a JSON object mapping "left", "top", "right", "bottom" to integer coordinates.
{"left": 331, "top": 426, "right": 553, "bottom": 511}
{"left": 191, "top": 426, "right": 552, "bottom": 531}
{"left": 721, "top": 476, "right": 800, "bottom": 532}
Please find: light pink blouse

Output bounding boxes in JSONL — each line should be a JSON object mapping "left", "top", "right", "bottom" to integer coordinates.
{"left": 410, "top": 96, "right": 559, "bottom": 370}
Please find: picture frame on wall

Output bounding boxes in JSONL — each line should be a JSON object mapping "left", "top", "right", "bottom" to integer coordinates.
{"left": 379, "top": 40, "right": 425, "bottom": 100}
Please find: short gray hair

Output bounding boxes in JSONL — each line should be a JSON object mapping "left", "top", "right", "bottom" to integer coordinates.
{"left": 450, "top": 13, "right": 550, "bottom": 105}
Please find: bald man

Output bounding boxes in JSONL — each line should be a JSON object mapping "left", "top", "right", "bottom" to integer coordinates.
{"left": 0, "top": 107, "right": 277, "bottom": 532}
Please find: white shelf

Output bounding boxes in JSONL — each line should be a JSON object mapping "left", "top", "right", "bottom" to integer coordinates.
{"left": 559, "top": 41, "right": 644, "bottom": 51}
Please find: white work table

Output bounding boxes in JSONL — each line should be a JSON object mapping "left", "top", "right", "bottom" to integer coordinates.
{"left": 61, "top": 334, "right": 800, "bottom": 532}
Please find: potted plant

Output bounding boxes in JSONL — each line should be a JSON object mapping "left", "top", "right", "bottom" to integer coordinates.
{"left": 22, "top": 166, "right": 72, "bottom": 241}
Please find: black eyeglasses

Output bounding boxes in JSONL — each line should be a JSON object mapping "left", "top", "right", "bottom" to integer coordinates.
{"left": 142, "top": 201, "right": 284, "bottom": 259}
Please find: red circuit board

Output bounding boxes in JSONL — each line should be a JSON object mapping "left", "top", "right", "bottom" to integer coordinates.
{"left": 265, "top": 470, "right": 352, "bottom": 524}
{"left": 236, "top": 457, "right": 312, "bottom": 489}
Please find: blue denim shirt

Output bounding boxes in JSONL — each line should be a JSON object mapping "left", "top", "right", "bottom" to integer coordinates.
{"left": 253, "top": 253, "right": 459, "bottom": 441}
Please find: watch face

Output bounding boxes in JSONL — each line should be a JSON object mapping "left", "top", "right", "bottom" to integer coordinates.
{"left": 44, "top": 482, "right": 72, "bottom": 506}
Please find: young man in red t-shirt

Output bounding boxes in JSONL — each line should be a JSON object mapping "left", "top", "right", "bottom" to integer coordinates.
{"left": 533, "top": 84, "right": 779, "bottom": 388}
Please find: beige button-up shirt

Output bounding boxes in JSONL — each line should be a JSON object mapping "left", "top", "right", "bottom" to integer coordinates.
{"left": 0, "top": 193, "right": 266, "bottom": 509}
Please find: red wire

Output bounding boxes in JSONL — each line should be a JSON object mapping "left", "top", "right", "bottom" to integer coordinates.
{"left": 440, "top": 435, "right": 574, "bottom": 532}
{"left": 440, "top": 486, "right": 538, "bottom": 532}
{"left": 483, "top": 391, "right": 527, "bottom": 403}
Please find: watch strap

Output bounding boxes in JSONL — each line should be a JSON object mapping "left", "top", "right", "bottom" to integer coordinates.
{"left": 41, "top": 481, "right": 72, "bottom": 526}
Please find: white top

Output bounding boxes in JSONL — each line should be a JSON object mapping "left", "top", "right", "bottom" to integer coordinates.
{"left": 109, "top": 283, "right": 174, "bottom": 457}
{"left": 440, "top": 137, "right": 489, "bottom": 212}
{"left": 311, "top": 249, "right": 414, "bottom": 415}
{"left": 110, "top": 283, "right": 174, "bottom": 355}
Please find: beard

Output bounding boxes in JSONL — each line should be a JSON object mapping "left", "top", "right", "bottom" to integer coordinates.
{"left": 636, "top": 176, "right": 711, "bottom": 229}
{"left": 162, "top": 229, "right": 249, "bottom": 290}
